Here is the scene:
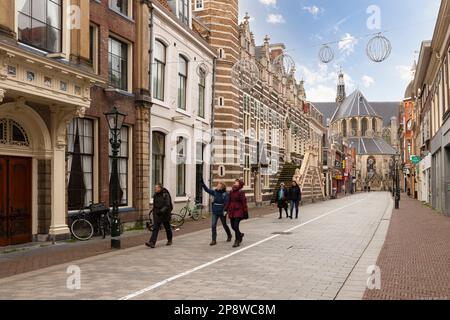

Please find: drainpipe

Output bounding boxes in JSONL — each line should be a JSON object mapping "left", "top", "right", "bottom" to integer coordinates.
{"left": 209, "top": 57, "right": 217, "bottom": 188}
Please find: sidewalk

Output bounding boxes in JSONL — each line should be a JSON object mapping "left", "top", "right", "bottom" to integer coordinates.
{"left": 364, "top": 196, "right": 450, "bottom": 300}
{"left": 0, "top": 204, "right": 280, "bottom": 280}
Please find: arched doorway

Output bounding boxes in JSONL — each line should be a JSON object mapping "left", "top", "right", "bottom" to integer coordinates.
{"left": 152, "top": 131, "right": 166, "bottom": 191}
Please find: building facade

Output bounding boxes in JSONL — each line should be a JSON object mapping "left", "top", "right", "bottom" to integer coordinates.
{"left": 149, "top": 0, "right": 216, "bottom": 211}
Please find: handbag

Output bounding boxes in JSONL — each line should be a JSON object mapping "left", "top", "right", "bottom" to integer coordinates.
{"left": 243, "top": 211, "right": 249, "bottom": 220}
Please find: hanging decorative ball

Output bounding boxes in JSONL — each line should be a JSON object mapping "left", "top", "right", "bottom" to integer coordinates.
{"left": 231, "top": 58, "right": 260, "bottom": 90}
{"left": 196, "top": 63, "right": 209, "bottom": 78}
{"left": 318, "top": 45, "right": 334, "bottom": 64}
{"left": 272, "top": 53, "right": 296, "bottom": 76}
{"left": 366, "top": 33, "right": 392, "bottom": 63}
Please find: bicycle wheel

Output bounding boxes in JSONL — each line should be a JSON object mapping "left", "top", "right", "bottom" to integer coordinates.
{"left": 179, "top": 207, "right": 188, "bottom": 219}
{"left": 71, "top": 219, "right": 94, "bottom": 241}
{"left": 170, "top": 214, "right": 184, "bottom": 229}
{"left": 191, "top": 205, "right": 203, "bottom": 221}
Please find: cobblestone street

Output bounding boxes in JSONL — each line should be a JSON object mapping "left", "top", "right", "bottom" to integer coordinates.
{"left": 0, "top": 193, "right": 394, "bottom": 300}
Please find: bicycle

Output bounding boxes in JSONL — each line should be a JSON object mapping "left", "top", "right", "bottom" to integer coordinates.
{"left": 70, "top": 203, "right": 124, "bottom": 241}
{"left": 179, "top": 196, "right": 204, "bottom": 221}
{"left": 146, "top": 210, "right": 185, "bottom": 232}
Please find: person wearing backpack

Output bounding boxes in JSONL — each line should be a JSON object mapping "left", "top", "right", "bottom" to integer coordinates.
{"left": 201, "top": 179, "right": 232, "bottom": 246}
{"left": 225, "top": 179, "right": 248, "bottom": 248}
{"left": 146, "top": 183, "right": 174, "bottom": 249}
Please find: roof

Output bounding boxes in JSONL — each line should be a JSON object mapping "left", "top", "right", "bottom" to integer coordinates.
{"left": 331, "top": 90, "right": 379, "bottom": 122}
{"left": 348, "top": 137, "right": 398, "bottom": 155}
{"left": 314, "top": 101, "right": 399, "bottom": 127}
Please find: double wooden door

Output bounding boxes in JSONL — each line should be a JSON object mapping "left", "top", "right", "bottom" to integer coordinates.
{"left": 0, "top": 156, "right": 32, "bottom": 246}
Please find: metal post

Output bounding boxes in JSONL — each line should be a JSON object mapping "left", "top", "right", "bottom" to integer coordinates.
{"left": 110, "top": 131, "right": 122, "bottom": 249}
{"left": 395, "top": 157, "right": 400, "bottom": 209}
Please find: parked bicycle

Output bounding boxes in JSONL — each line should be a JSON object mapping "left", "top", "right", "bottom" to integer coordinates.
{"left": 145, "top": 210, "right": 184, "bottom": 232}
{"left": 179, "top": 196, "right": 204, "bottom": 221}
{"left": 70, "top": 203, "right": 124, "bottom": 241}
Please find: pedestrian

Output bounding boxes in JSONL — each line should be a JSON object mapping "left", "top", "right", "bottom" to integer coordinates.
{"left": 368, "top": 180, "right": 371, "bottom": 193}
{"left": 146, "top": 183, "right": 173, "bottom": 249}
{"left": 201, "top": 178, "right": 232, "bottom": 246}
{"left": 288, "top": 180, "right": 302, "bottom": 219}
{"left": 224, "top": 179, "right": 248, "bottom": 248}
{"left": 273, "top": 183, "right": 289, "bottom": 219}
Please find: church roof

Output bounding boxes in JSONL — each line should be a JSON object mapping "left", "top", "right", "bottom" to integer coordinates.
{"left": 331, "top": 90, "right": 379, "bottom": 123}
{"left": 348, "top": 137, "right": 398, "bottom": 155}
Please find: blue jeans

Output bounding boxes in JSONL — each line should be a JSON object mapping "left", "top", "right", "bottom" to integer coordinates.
{"left": 211, "top": 214, "right": 232, "bottom": 241}
{"left": 290, "top": 201, "right": 300, "bottom": 218}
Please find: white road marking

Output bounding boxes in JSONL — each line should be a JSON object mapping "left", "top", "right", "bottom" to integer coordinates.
{"left": 119, "top": 197, "right": 367, "bottom": 300}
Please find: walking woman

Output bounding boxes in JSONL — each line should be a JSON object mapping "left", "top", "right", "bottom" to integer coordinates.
{"left": 273, "top": 183, "right": 289, "bottom": 219}
{"left": 225, "top": 179, "right": 248, "bottom": 248}
{"left": 146, "top": 183, "right": 173, "bottom": 249}
{"left": 288, "top": 181, "right": 302, "bottom": 219}
{"left": 201, "top": 179, "right": 232, "bottom": 246}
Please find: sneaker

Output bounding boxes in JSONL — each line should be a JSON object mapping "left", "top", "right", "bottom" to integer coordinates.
{"left": 145, "top": 242, "right": 155, "bottom": 249}
{"left": 166, "top": 241, "right": 173, "bottom": 246}
{"left": 210, "top": 241, "right": 217, "bottom": 246}
{"left": 233, "top": 241, "right": 240, "bottom": 248}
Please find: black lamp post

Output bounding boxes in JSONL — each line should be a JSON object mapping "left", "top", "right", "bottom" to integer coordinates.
{"left": 390, "top": 154, "right": 401, "bottom": 209}
{"left": 104, "top": 106, "right": 127, "bottom": 249}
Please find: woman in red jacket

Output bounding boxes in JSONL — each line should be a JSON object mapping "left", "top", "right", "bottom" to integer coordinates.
{"left": 225, "top": 179, "right": 248, "bottom": 248}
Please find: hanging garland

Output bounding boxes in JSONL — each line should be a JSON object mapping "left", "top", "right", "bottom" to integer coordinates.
{"left": 231, "top": 58, "right": 260, "bottom": 90}
{"left": 272, "top": 53, "right": 296, "bottom": 76}
{"left": 318, "top": 45, "right": 335, "bottom": 64}
{"left": 366, "top": 33, "right": 392, "bottom": 63}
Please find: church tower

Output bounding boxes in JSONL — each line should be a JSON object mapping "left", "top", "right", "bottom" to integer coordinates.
{"left": 336, "top": 70, "right": 346, "bottom": 105}
{"left": 193, "top": 0, "right": 241, "bottom": 183}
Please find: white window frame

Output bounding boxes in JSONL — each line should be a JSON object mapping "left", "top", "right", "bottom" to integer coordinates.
{"left": 108, "top": 0, "right": 133, "bottom": 18}
{"left": 194, "top": 0, "right": 204, "bottom": 11}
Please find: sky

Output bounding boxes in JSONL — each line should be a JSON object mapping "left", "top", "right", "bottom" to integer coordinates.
{"left": 239, "top": 0, "right": 441, "bottom": 102}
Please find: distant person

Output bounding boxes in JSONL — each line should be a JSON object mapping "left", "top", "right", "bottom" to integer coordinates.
{"left": 146, "top": 183, "right": 173, "bottom": 249}
{"left": 273, "top": 183, "right": 289, "bottom": 219}
{"left": 201, "top": 179, "right": 232, "bottom": 246}
{"left": 368, "top": 181, "right": 371, "bottom": 193}
{"left": 288, "top": 181, "right": 302, "bottom": 219}
{"left": 225, "top": 179, "right": 248, "bottom": 248}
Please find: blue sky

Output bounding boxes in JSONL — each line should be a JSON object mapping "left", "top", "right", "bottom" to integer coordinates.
{"left": 239, "top": 0, "right": 441, "bottom": 102}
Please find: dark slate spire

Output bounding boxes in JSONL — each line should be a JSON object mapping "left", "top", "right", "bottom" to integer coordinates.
{"left": 336, "top": 69, "right": 346, "bottom": 105}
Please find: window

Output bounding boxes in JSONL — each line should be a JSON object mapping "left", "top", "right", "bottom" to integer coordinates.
{"left": 153, "top": 40, "right": 166, "bottom": 101}
{"left": 372, "top": 118, "right": 377, "bottom": 134}
{"left": 195, "top": 0, "right": 204, "bottom": 10}
{"left": 0, "top": 119, "right": 30, "bottom": 147}
{"left": 67, "top": 118, "right": 94, "bottom": 210}
{"left": 108, "top": 37, "right": 128, "bottom": 91}
{"left": 218, "top": 96, "right": 224, "bottom": 106}
{"left": 176, "top": 137, "right": 187, "bottom": 196}
{"left": 361, "top": 118, "right": 368, "bottom": 136}
{"left": 17, "top": 0, "right": 62, "bottom": 53}
{"left": 218, "top": 48, "right": 225, "bottom": 59}
{"left": 178, "top": 0, "right": 190, "bottom": 26}
{"left": 109, "top": 126, "right": 129, "bottom": 207}
{"left": 351, "top": 118, "right": 357, "bottom": 136}
{"left": 342, "top": 120, "right": 347, "bottom": 137}
{"left": 198, "top": 68, "right": 206, "bottom": 118}
{"left": 244, "top": 154, "right": 251, "bottom": 187}
{"left": 109, "top": 0, "right": 129, "bottom": 16}
{"left": 178, "top": 56, "right": 188, "bottom": 110}
{"left": 152, "top": 131, "right": 165, "bottom": 191}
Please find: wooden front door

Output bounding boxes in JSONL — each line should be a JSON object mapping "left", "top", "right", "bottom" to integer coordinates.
{"left": 0, "top": 156, "right": 32, "bottom": 246}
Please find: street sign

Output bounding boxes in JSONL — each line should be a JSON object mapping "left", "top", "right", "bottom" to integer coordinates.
{"left": 410, "top": 155, "right": 421, "bottom": 165}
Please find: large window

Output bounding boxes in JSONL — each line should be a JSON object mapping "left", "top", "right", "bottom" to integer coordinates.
{"left": 176, "top": 137, "right": 187, "bottom": 197}
{"left": 178, "top": 0, "right": 190, "bottom": 26}
{"left": 109, "top": 127, "right": 129, "bottom": 207}
{"left": 361, "top": 118, "right": 368, "bottom": 136}
{"left": 18, "top": 0, "right": 62, "bottom": 53}
{"left": 152, "top": 132, "right": 165, "bottom": 191}
{"left": 198, "top": 69, "right": 206, "bottom": 118}
{"left": 67, "top": 118, "right": 94, "bottom": 211}
{"left": 109, "top": 0, "right": 129, "bottom": 16}
{"left": 178, "top": 56, "right": 188, "bottom": 110}
{"left": 108, "top": 37, "right": 128, "bottom": 91}
{"left": 351, "top": 118, "right": 357, "bottom": 136}
{"left": 153, "top": 40, "right": 166, "bottom": 101}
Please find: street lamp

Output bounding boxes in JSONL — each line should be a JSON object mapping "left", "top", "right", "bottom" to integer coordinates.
{"left": 104, "top": 106, "right": 127, "bottom": 249}
{"left": 390, "top": 154, "right": 401, "bottom": 209}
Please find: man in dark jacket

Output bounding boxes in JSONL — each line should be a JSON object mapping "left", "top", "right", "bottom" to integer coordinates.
{"left": 146, "top": 184, "right": 173, "bottom": 248}
{"left": 201, "top": 179, "right": 232, "bottom": 246}
{"left": 288, "top": 180, "right": 302, "bottom": 219}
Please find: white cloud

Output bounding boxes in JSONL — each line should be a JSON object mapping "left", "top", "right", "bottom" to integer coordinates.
{"left": 362, "top": 75, "right": 375, "bottom": 88}
{"left": 259, "top": 0, "right": 277, "bottom": 7}
{"left": 266, "top": 14, "right": 285, "bottom": 24}
{"left": 333, "top": 17, "right": 348, "bottom": 34}
{"left": 307, "top": 85, "right": 337, "bottom": 102}
{"left": 396, "top": 65, "right": 414, "bottom": 81}
{"left": 303, "top": 6, "right": 324, "bottom": 18}
{"left": 338, "top": 33, "right": 358, "bottom": 56}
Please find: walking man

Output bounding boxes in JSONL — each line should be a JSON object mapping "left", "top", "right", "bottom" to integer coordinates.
{"left": 288, "top": 181, "right": 302, "bottom": 219}
{"left": 201, "top": 179, "right": 232, "bottom": 246}
{"left": 225, "top": 179, "right": 248, "bottom": 248}
{"left": 146, "top": 183, "right": 173, "bottom": 249}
